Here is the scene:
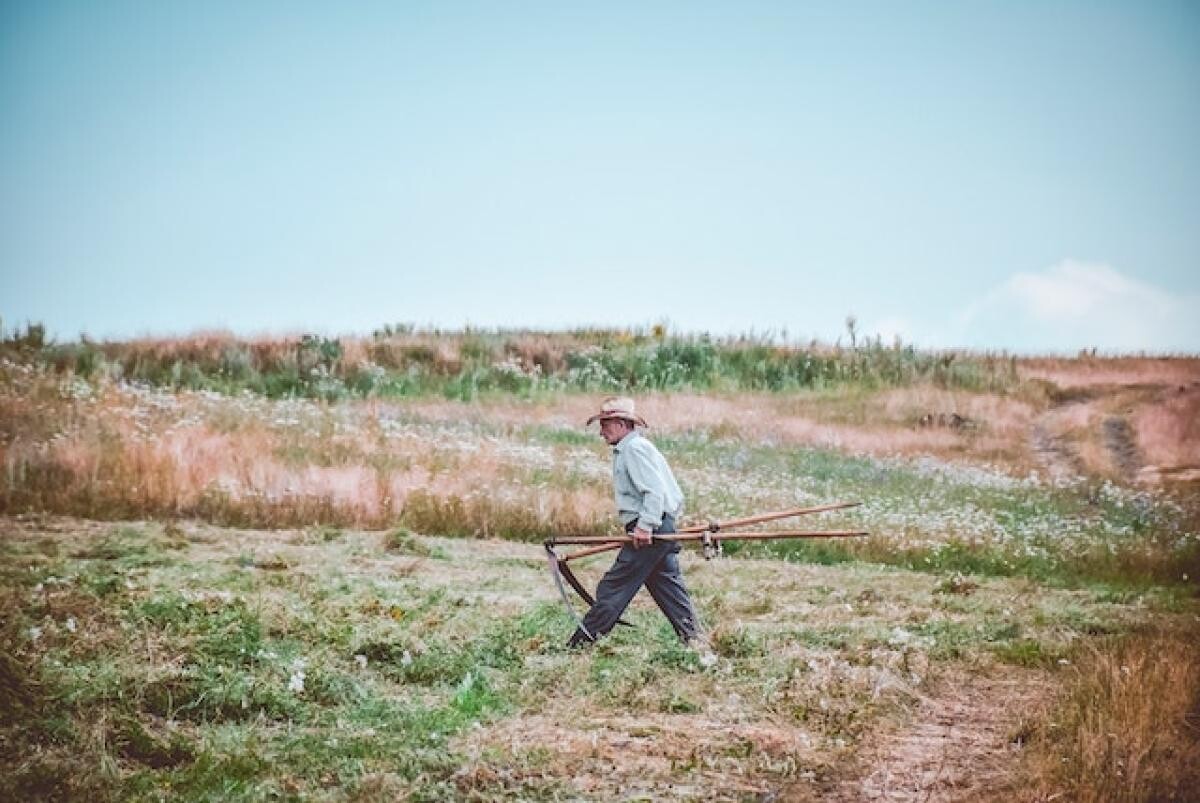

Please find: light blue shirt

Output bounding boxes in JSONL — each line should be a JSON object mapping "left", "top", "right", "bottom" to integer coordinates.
{"left": 612, "top": 430, "right": 684, "bottom": 531}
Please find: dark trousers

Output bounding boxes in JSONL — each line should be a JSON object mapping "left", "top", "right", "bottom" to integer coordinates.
{"left": 567, "top": 514, "right": 699, "bottom": 647}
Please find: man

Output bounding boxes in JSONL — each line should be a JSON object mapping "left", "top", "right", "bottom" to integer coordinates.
{"left": 567, "top": 396, "right": 700, "bottom": 647}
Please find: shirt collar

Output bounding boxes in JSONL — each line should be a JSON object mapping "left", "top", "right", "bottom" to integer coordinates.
{"left": 612, "top": 429, "right": 639, "bottom": 453}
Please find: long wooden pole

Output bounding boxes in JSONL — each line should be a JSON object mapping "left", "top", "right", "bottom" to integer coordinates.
{"left": 555, "top": 501, "right": 864, "bottom": 562}
{"left": 549, "top": 529, "right": 867, "bottom": 546}
{"left": 561, "top": 542, "right": 625, "bottom": 562}
{"left": 677, "top": 501, "right": 861, "bottom": 533}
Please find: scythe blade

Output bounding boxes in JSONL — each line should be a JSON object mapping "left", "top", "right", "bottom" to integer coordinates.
{"left": 545, "top": 543, "right": 594, "bottom": 642}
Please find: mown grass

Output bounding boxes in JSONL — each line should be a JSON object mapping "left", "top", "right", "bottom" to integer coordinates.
{"left": 0, "top": 524, "right": 541, "bottom": 800}
{"left": 4, "top": 519, "right": 1192, "bottom": 800}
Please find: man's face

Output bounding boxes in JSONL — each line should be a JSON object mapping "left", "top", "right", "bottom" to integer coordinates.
{"left": 599, "top": 417, "right": 631, "bottom": 445}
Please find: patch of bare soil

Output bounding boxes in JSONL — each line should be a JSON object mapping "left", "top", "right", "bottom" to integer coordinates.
{"left": 821, "top": 669, "right": 1053, "bottom": 803}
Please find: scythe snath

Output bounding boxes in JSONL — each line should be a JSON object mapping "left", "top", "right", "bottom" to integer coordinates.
{"left": 542, "top": 501, "right": 868, "bottom": 626}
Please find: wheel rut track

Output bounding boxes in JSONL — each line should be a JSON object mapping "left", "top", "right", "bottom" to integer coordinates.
{"left": 1102, "top": 415, "right": 1142, "bottom": 482}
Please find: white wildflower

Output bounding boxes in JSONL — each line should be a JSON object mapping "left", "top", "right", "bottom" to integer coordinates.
{"left": 65, "top": 617, "right": 77, "bottom": 633}
{"left": 28, "top": 626, "right": 43, "bottom": 642}
{"left": 287, "top": 656, "right": 307, "bottom": 693}
{"left": 354, "top": 654, "right": 368, "bottom": 670}
{"left": 400, "top": 650, "right": 413, "bottom": 666}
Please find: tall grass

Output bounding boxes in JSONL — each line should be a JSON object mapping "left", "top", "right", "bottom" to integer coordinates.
{"left": 1021, "top": 624, "right": 1200, "bottom": 802}
{"left": 2, "top": 322, "right": 1020, "bottom": 400}
{"left": 3, "top": 356, "right": 1197, "bottom": 586}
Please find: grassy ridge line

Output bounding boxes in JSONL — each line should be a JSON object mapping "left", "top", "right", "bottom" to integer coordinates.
{"left": 2, "top": 322, "right": 1018, "bottom": 400}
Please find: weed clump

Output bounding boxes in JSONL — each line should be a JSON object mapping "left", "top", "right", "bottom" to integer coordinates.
{"left": 383, "top": 527, "right": 446, "bottom": 559}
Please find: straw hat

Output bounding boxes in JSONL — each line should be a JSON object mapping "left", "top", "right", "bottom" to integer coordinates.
{"left": 585, "top": 396, "right": 648, "bottom": 428}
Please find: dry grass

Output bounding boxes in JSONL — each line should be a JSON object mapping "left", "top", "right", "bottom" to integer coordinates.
{"left": 1018, "top": 624, "right": 1200, "bottom": 802}
{"left": 4, "top": 359, "right": 1200, "bottom": 587}
{"left": 0, "top": 369, "right": 616, "bottom": 533}
{"left": 1019, "top": 356, "right": 1200, "bottom": 389}
{"left": 8, "top": 352, "right": 1200, "bottom": 521}
{"left": 834, "top": 669, "right": 1055, "bottom": 802}
{"left": 453, "top": 709, "right": 825, "bottom": 800}
{"left": 399, "top": 390, "right": 1025, "bottom": 471}
{"left": 1134, "top": 387, "right": 1200, "bottom": 476}
{"left": 104, "top": 328, "right": 617, "bottom": 375}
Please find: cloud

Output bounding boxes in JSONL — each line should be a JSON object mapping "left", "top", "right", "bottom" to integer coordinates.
{"left": 950, "top": 261, "right": 1200, "bottom": 353}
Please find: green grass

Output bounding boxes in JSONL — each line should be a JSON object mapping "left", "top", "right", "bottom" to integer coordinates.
{"left": 627, "top": 432, "right": 1196, "bottom": 592}
{"left": 645, "top": 433, "right": 1200, "bottom": 587}
{"left": 2, "top": 518, "right": 1194, "bottom": 800}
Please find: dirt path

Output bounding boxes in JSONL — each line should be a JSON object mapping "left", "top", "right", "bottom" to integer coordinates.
{"left": 1029, "top": 419, "right": 1085, "bottom": 484}
{"left": 1102, "top": 415, "right": 1142, "bottom": 482}
{"left": 820, "top": 670, "right": 1053, "bottom": 802}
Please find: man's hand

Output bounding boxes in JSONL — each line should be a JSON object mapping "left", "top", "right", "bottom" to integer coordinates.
{"left": 632, "top": 527, "right": 653, "bottom": 549}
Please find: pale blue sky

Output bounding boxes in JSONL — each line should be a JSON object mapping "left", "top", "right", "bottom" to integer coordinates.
{"left": 2, "top": 1, "right": 1198, "bottom": 351}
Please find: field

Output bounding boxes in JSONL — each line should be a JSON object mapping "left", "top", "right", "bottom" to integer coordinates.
{"left": 2, "top": 329, "right": 1199, "bottom": 801}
